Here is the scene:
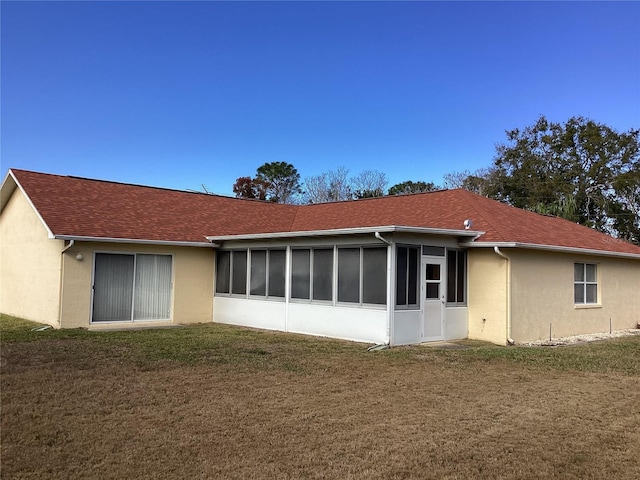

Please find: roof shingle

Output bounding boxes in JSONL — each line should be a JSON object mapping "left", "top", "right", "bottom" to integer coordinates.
{"left": 5, "top": 169, "right": 640, "bottom": 257}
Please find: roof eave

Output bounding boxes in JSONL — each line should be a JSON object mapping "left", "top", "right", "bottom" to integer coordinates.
{"left": 2, "top": 169, "right": 56, "bottom": 238}
{"left": 463, "top": 241, "right": 640, "bottom": 260}
{"left": 206, "top": 225, "right": 485, "bottom": 242}
{"left": 54, "top": 235, "right": 216, "bottom": 248}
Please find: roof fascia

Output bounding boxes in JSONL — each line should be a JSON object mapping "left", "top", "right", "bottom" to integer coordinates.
{"left": 462, "top": 241, "right": 640, "bottom": 260}
{"left": 206, "top": 225, "right": 484, "bottom": 242}
{"left": 1, "top": 169, "right": 55, "bottom": 238}
{"left": 54, "top": 235, "right": 216, "bottom": 248}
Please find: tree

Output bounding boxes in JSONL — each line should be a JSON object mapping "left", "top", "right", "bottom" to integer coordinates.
{"left": 443, "top": 168, "right": 497, "bottom": 196}
{"left": 303, "top": 166, "right": 352, "bottom": 204}
{"left": 388, "top": 180, "right": 439, "bottom": 195}
{"left": 232, "top": 176, "right": 269, "bottom": 200}
{"left": 351, "top": 170, "right": 388, "bottom": 199}
{"left": 455, "top": 116, "right": 640, "bottom": 243}
{"left": 255, "top": 161, "right": 302, "bottom": 204}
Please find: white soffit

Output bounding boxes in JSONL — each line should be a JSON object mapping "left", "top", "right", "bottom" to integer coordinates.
{"left": 206, "top": 225, "right": 485, "bottom": 242}
{"left": 463, "top": 241, "right": 640, "bottom": 260}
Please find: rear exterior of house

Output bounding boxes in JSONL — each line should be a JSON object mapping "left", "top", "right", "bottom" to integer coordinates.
{"left": 0, "top": 176, "right": 215, "bottom": 329}
{"left": 467, "top": 248, "right": 640, "bottom": 344}
{"left": 1, "top": 168, "right": 639, "bottom": 345}
{"left": 211, "top": 231, "right": 472, "bottom": 346}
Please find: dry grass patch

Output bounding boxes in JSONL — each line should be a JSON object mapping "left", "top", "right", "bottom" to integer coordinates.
{"left": 2, "top": 315, "right": 639, "bottom": 479}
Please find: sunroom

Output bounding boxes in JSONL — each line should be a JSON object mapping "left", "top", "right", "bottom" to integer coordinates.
{"left": 208, "top": 227, "right": 477, "bottom": 346}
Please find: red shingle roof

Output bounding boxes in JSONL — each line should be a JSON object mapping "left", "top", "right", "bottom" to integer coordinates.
{"left": 5, "top": 169, "right": 640, "bottom": 257}
{"left": 7, "top": 169, "right": 297, "bottom": 244}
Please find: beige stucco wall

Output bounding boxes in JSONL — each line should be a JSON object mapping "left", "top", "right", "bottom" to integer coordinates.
{"left": 509, "top": 250, "right": 640, "bottom": 341}
{"left": 60, "top": 242, "right": 215, "bottom": 328}
{"left": 467, "top": 248, "right": 508, "bottom": 344}
{"left": 0, "top": 187, "right": 63, "bottom": 326}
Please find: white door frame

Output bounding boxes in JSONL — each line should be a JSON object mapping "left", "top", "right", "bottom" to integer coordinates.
{"left": 421, "top": 256, "right": 445, "bottom": 341}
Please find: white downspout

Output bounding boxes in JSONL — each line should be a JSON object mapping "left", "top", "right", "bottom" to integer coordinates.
{"left": 375, "top": 232, "right": 393, "bottom": 345}
{"left": 61, "top": 239, "right": 75, "bottom": 253}
{"left": 57, "top": 239, "right": 75, "bottom": 328}
{"left": 493, "top": 246, "right": 515, "bottom": 345}
{"left": 374, "top": 231, "right": 391, "bottom": 246}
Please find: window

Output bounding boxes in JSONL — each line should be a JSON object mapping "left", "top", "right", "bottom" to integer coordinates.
{"left": 363, "top": 248, "right": 387, "bottom": 304}
{"left": 574, "top": 263, "right": 597, "bottom": 304}
{"left": 215, "top": 251, "right": 231, "bottom": 294}
{"left": 313, "top": 248, "right": 333, "bottom": 301}
{"left": 291, "top": 248, "right": 334, "bottom": 302}
{"left": 396, "top": 246, "right": 419, "bottom": 308}
{"left": 337, "top": 246, "right": 387, "bottom": 305}
{"left": 422, "top": 245, "right": 445, "bottom": 257}
{"left": 250, "top": 250, "right": 267, "bottom": 296}
{"left": 291, "top": 249, "right": 311, "bottom": 299}
{"left": 426, "top": 263, "right": 441, "bottom": 299}
{"left": 232, "top": 250, "right": 247, "bottom": 295}
{"left": 251, "top": 249, "right": 286, "bottom": 298}
{"left": 217, "top": 249, "right": 286, "bottom": 299}
{"left": 268, "top": 250, "right": 286, "bottom": 298}
{"left": 93, "top": 253, "right": 172, "bottom": 322}
{"left": 337, "top": 248, "right": 360, "bottom": 303}
{"left": 446, "top": 249, "right": 466, "bottom": 304}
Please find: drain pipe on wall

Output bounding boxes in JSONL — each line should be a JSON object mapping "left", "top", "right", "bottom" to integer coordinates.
{"left": 374, "top": 232, "right": 391, "bottom": 246}
{"left": 61, "top": 239, "right": 75, "bottom": 253}
{"left": 375, "top": 232, "right": 393, "bottom": 346}
{"left": 493, "top": 246, "right": 515, "bottom": 345}
{"left": 57, "top": 239, "right": 76, "bottom": 328}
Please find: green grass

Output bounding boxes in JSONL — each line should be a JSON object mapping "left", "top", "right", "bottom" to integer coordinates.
{"left": 2, "top": 314, "right": 639, "bottom": 375}
{"left": 453, "top": 337, "right": 640, "bottom": 375}
{"left": 0, "top": 314, "right": 364, "bottom": 373}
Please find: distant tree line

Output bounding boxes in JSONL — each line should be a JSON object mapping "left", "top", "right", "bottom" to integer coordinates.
{"left": 231, "top": 116, "right": 640, "bottom": 244}
{"left": 233, "top": 164, "right": 439, "bottom": 204}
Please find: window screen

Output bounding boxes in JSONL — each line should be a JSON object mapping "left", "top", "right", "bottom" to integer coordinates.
{"left": 232, "top": 250, "right": 247, "bottom": 295}
{"left": 250, "top": 250, "right": 267, "bottom": 296}
{"left": 338, "top": 248, "right": 360, "bottom": 303}
{"left": 215, "top": 251, "right": 231, "bottom": 294}
{"left": 291, "top": 249, "right": 311, "bottom": 299}
{"left": 396, "top": 245, "right": 419, "bottom": 308}
{"left": 268, "top": 250, "right": 286, "bottom": 298}
{"left": 363, "top": 247, "right": 386, "bottom": 304}
{"left": 313, "top": 248, "right": 333, "bottom": 301}
{"left": 446, "top": 249, "right": 466, "bottom": 304}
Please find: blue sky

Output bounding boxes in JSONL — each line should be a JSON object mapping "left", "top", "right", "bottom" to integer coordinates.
{"left": 2, "top": 1, "right": 639, "bottom": 196}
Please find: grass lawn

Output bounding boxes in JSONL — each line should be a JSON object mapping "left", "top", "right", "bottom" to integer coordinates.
{"left": 1, "top": 315, "right": 639, "bottom": 479}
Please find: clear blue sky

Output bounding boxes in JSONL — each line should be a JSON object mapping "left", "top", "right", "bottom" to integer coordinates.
{"left": 2, "top": 1, "right": 639, "bottom": 196}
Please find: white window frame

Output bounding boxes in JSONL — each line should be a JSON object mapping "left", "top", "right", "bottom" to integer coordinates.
{"left": 574, "top": 262, "right": 598, "bottom": 305}
{"left": 395, "top": 244, "right": 421, "bottom": 310}
{"left": 446, "top": 249, "right": 467, "bottom": 306}
{"left": 249, "top": 248, "right": 286, "bottom": 300}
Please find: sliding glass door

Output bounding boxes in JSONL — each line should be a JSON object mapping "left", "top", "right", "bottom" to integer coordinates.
{"left": 92, "top": 253, "right": 172, "bottom": 322}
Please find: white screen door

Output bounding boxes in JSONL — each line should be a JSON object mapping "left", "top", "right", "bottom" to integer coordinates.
{"left": 422, "top": 258, "right": 445, "bottom": 341}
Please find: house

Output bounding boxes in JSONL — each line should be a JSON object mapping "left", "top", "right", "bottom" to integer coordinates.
{"left": 1, "top": 168, "right": 639, "bottom": 345}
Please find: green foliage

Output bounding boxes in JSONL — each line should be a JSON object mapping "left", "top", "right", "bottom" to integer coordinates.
{"left": 388, "top": 180, "right": 439, "bottom": 195}
{"left": 255, "top": 161, "right": 302, "bottom": 203}
{"left": 233, "top": 162, "right": 302, "bottom": 204}
{"left": 452, "top": 116, "right": 640, "bottom": 243}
